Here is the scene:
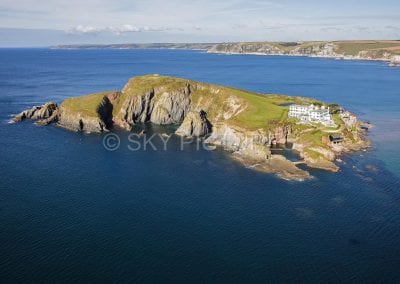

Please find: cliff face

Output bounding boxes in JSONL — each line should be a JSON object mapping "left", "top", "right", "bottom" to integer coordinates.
{"left": 58, "top": 108, "right": 106, "bottom": 132}
{"left": 390, "top": 55, "right": 400, "bottom": 66}
{"left": 176, "top": 110, "right": 212, "bottom": 137}
{"left": 14, "top": 75, "right": 369, "bottom": 180}
{"left": 208, "top": 41, "right": 400, "bottom": 63}
{"left": 209, "top": 42, "right": 283, "bottom": 55}
{"left": 117, "top": 82, "right": 192, "bottom": 126}
{"left": 58, "top": 93, "right": 116, "bottom": 132}
{"left": 208, "top": 42, "right": 337, "bottom": 56}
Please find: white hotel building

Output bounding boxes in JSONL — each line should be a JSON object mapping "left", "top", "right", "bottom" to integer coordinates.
{"left": 288, "top": 104, "right": 334, "bottom": 126}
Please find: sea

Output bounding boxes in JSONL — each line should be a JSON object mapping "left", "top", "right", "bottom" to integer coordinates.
{"left": 1, "top": 48, "right": 400, "bottom": 283}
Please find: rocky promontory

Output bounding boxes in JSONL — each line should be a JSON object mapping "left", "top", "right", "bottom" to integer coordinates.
{"left": 14, "top": 75, "right": 370, "bottom": 180}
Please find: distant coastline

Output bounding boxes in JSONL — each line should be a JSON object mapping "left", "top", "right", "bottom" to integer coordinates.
{"left": 54, "top": 40, "right": 400, "bottom": 66}
{"left": 53, "top": 43, "right": 215, "bottom": 50}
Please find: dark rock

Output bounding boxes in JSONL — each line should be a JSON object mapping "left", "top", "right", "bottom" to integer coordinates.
{"left": 14, "top": 102, "right": 58, "bottom": 123}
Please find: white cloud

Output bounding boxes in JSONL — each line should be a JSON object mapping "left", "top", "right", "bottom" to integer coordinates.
{"left": 66, "top": 24, "right": 182, "bottom": 35}
{"left": 66, "top": 25, "right": 102, "bottom": 34}
{"left": 1, "top": 0, "right": 400, "bottom": 42}
{"left": 108, "top": 25, "right": 141, "bottom": 35}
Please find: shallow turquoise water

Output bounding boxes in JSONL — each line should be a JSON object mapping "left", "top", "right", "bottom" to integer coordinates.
{"left": 1, "top": 49, "right": 400, "bottom": 283}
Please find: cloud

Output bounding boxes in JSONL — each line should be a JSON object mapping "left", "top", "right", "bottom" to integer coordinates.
{"left": 66, "top": 25, "right": 101, "bottom": 34}
{"left": 1, "top": 0, "right": 400, "bottom": 43}
{"left": 66, "top": 24, "right": 182, "bottom": 35}
{"left": 108, "top": 25, "right": 141, "bottom": 35}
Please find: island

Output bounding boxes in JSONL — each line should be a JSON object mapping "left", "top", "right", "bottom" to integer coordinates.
{"left": 55, "top": 40, "right": 400, "bottom": 66}
{"left": 13, "top": 75, "right": 370, "bottom": 181}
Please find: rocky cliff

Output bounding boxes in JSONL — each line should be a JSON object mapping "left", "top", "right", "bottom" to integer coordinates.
{"left": 389, "top": 55, "right": 400, "bottom": 66}
{"left": 116, "top": 79, "right": 192, "bottom": 127}
{"left": 57, "top": 92, "right": 117, "bottom": 132}
{"left": 14, "top": 75, "right": 369, "bottom": 180}
{"left": 208, "top": 41, "right": 400, "bottom": 64}
{"left": 14, "top": 102, "right": 58, "bottom": 124}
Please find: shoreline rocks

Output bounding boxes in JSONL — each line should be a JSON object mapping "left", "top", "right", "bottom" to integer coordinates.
{"left": 14, "top": 102, "right": 58, "bottom": 123}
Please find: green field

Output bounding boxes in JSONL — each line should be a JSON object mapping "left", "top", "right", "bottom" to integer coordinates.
{"left": 334, "top": 40, "right": 400, "bottom": 56}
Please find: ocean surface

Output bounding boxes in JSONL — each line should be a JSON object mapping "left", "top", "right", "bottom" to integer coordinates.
{"left": 1, "top": 48, "right": 400, "bottom": 283}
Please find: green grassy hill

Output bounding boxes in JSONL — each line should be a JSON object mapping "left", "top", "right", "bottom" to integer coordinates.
{"left": 113, "top": 75, "right": 323, "bottom": 130}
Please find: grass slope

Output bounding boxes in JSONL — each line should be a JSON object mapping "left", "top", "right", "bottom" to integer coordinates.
{"left": 334, "top": 40, "right": 400, "bottom": 56}
{"left": 61, "top": 91, "right": 116, "bottom": 117}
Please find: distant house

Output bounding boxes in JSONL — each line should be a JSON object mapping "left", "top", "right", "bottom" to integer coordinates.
{"left": 288, "top": 104, "right": 334, "bottom": 126}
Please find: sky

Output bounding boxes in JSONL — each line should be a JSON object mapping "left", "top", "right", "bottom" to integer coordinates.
{"left": 0, "top": 0, "right": 399, "bottom": 47}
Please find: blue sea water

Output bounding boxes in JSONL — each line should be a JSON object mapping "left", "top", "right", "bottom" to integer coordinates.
{"left": 1, "top": 48, "right": 400, "bottom": 283}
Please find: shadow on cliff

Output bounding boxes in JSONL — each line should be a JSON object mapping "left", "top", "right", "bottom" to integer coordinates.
{"left": 97, "top": 96, "right": 114, "bottom": 131}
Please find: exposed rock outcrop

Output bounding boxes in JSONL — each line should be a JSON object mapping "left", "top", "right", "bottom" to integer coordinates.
{"left": 208, "top": 42, "right": 340, "bottom": 57}
{"left": 293, "top": 143, "right": 339, "bottom": 172}
{"left": 175, "top": 110, "right": 212, "bottom": 137}
{"left": 14, "top": 102, "right": 58, "bottom": 123}
{"left": 57, "top": 111, "right": 107, "bottom": 133}
{"left": 150, "top": 87, "right": 191, "bottom": 124}
{"left": 205, "top": 123, "right": 270, "bottom": 157}
{"left": 116, "top": 83, "right": 192, "bottom": 129}
{"left": 235, "top": 154, "right": 311, "bottom": 181}
{"left": 208, "top": 42, "right": 283, "bottom": 55}
{"left": 389, "top": 55, "right": 400, "bottom": 66}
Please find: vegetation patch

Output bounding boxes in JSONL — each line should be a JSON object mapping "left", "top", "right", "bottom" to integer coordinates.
{"left": 334, "top": 41, "right": 400, "bottom": 56}
{"left": 61, "top": 91, "right": 116, "bottom": 117}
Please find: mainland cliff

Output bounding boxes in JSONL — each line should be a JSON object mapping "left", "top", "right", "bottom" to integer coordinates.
{"left": 56, "top": 41, "right": 400, "bottom": 65}
{"left": 14, "top": 75, "right": 370, "bottom": 181}
{"left": 208, "top": 40, "right": 400, "bottom": 63}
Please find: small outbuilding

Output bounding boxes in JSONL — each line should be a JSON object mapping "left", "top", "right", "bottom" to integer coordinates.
{"left": 329, "top": 135, "right": 344, "bottom": 144}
